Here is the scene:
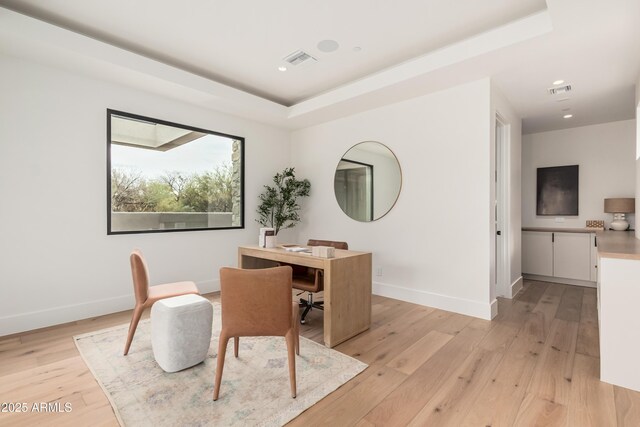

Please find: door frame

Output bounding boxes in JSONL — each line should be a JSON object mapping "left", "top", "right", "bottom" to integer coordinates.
{"left": 495, "top": 113, "right": 511, "bottom": 298}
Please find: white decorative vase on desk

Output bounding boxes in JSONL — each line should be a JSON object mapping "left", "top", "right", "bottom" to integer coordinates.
{"left": 259, "top": 227, "right": 275, "bottom": 247}
{"left": 265, "top": 235, "right": 277, "bottom": 248}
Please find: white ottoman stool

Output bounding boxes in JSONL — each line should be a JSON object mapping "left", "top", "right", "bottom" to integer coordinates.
{"left": 151, "top": 294, "right": 213, "bottom": 372}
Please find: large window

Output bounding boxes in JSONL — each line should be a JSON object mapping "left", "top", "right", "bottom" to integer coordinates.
{"left": 107, "top": 109, "right": 244, "bottom": 234}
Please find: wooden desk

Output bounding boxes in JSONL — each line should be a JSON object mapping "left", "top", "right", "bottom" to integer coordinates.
{"left": 238, "top": 245, "right": 372, "bottom": 348}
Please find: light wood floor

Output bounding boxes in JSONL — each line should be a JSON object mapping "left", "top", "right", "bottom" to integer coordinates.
{"left": 2, "top": 280, "right": 640, "bottom": 426}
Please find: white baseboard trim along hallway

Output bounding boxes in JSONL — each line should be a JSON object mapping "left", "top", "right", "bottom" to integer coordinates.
{"left": 373, "top": 281, "right": 496, "bottom": 320}
{"left": 0, "top": 279, "right": 219, "bottom": 336}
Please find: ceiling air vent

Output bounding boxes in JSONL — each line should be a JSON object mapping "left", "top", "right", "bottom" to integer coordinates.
{"left": 283, "top": 50, "right": 317, "bottom": 66}
{"left": 547, "top": 84, "right": 572, "bottom": 95}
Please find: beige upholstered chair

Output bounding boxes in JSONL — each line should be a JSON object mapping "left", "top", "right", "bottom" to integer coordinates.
{"left": 214, "top": 266, "right": 300, "bottom": 401}
{"left": 293, "top": 240, "right": 349, "bottom": 323}
{"left": 123, "top": 250, "right": 199, "bottom": 355}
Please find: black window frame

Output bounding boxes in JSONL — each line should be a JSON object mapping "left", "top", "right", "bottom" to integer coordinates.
{"left": 106, "top": 108, "right": 245, "bottom": 235}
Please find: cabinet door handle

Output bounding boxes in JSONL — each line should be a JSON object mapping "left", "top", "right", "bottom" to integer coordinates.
{"left": 595, "top": 236, "right": 597, "bottom": 247}
{"left": 552, "top": 232, "right": 554, "bottom": 243}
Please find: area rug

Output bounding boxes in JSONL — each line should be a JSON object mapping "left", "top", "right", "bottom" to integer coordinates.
{"left": 74, "top": 303, "right": 367, "bottom": 427}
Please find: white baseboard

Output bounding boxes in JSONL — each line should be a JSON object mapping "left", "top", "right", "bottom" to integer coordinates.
{"left": 196, "top": 279, "right": 220, "bottom": 294}
{"left": 0, "top": 279, "right": 219, "bottom": 337}
{"left": 373, "top": 281, "right": 494, "bottom": 320}
{"left": 490, "top": 298, "right": 498, "bottom": 319}
{"left": 523, "top": 274, "right": 596, "bottom": 288}
{"left": 510, "top": 276, "right": 524, "bottom": 299}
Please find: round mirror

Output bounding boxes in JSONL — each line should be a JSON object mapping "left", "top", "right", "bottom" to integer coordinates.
{"left": 334, "top": 141, "right": 402, "bottom": 222}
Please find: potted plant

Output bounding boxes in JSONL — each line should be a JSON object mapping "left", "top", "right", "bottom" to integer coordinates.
{"left": 256, "top": 167, "right": 311, "bottom": 235}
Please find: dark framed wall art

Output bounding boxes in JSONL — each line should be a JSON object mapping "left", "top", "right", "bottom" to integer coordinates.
{"left": 536, "top": 165, "right": 579, "bottom": 216}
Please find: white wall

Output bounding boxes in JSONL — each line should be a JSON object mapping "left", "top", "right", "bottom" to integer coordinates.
{"left": 491, "top": 83, "right": 523, "bottom": 300}
{"left": 291, "top": 79, "right": 496, "bottom": 319}
{"left": 522, "top": 120, "right": 636, "bottom": 230}
{"left": 636, "top": 76, "right": 640, "bottom": 239}
{"left": 0, "top": 55, "right": 291, "bottom": 335}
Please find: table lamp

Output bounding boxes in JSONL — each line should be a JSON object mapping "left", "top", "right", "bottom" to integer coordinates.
{"left": 604, "top": 198, "right": 635, "bottom": 231}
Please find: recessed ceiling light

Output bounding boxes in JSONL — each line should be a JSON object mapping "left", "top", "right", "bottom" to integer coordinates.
{"left": 353, "top": 46, "right": 362, "bottom": 52}
{"left": 278, "top": 66, "right": 287, "bottom": 72}
{"left": 317, "top": 39, "right": 339, "bottom": 53}
{"left": 563, "top": 114, "right": 573, "bottom": 119}
{"left": 553, "top": 80, "right": 565, "bottom": 85}
{"left": 562, "top": 108, "right": 571, "bottom": 112}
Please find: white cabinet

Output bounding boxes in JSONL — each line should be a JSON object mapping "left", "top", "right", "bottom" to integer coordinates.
{"left": 522, "top": 229, "right": 597, "bottom": 285}
{"left": 522, "top": 231, "right": 553, "bottom": 276}
{"left": 553, "top": 232, "right": 591, "bottom": 281}
{"left": 599, "top": 255, "right": 640, "bottom": 391}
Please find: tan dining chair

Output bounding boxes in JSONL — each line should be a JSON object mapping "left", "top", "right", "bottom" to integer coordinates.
{"left": 214, "top": 266, "right": 300, "bottom": 401}
{"left": 123, "top": 249, "right": 199, "bottom": 355}
{"left": 292, "top": 239, "right": 348, "bottom": 323}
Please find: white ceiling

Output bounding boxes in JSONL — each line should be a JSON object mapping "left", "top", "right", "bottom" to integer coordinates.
{"left": 0, "top": 0, "right": 638, "bottom": 133}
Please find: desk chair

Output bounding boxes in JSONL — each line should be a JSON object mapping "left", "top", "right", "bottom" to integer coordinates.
{"left": 293, "top": 240, "right": 348, "bottom": 324}
{"left": 214, "top": 266, "right": 299, "bottom": 400}
{"left": 124, "top": 250, "right": 199, "bottom": 355}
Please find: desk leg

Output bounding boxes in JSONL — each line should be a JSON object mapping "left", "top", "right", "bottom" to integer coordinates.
{"left": 323, "top": 253, "right": 372, "bottom": 347}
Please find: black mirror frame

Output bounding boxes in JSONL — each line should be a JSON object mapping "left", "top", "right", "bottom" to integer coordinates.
{"left": 334, "top": 141, "right": 402, "bottom": 223}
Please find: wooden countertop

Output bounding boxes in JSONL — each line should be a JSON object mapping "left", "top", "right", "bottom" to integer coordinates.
{"left": 596, "top": 231, "right": 640, "bottom": 260}
{"left": 522, "top": 227, "right": 601, "bottom": 234}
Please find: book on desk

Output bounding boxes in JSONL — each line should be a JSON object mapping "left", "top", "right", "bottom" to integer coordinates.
{"left": 280, "top": 244, "right": 312, "bottom": 253}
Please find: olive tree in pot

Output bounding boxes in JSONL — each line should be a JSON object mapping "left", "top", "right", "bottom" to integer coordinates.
{"left": 256, "top": 167, "right": 311, "bottom": 236}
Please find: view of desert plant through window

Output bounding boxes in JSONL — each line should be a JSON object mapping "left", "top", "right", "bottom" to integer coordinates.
{"left": 108, "top": 111, "right": 243, "bottom": 233}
